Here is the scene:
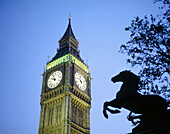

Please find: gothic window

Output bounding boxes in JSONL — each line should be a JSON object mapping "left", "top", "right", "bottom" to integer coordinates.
{"left": 71, "top": 104, "right": 73, "bottom": 121}
{"left": 56, "top": 103, "right": 59, "bottom": 123}
{"left": 59, "top": 103, "right": 61, "bottom": 122}
{"left": 51, "top": 106, "right": 53, "bottom": 124}
{"left": 48, "top": 106, "right": 51, "bottom": 126}
{"left": 77, "top": 107, "right": 79, "bottom": 125}
{"left": 72, "top": 105, "right": 76, "bottom": 123}
{"left": 78, "top": 109, "right": 80, "bottom": 126}
{"left": 44, "top": 106, "right": 49, "bottom": 127}
{"left": 79, "top": 109, "right": 83, "bottom": 127}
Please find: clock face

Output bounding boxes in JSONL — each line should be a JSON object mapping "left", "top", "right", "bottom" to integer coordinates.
{"left": 75, "top": 72, "right": 87, "bottom": 91}
{"left": 47, "top": 71, "right": 62, "bottom": 89}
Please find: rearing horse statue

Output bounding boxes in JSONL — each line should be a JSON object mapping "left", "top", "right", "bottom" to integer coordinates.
{"left": 103, "top": 70, "right": 169, "bottom": 120}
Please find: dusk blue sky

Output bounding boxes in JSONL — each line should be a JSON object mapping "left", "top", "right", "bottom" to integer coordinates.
{"left": 0, "top": 0, "right": 161, "bottom": 134}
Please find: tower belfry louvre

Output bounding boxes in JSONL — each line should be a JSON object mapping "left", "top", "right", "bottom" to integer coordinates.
{"left": 38, "top": 17, "right": 91, "bottom": 134}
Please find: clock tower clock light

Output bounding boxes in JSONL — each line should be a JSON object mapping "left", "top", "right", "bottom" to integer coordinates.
{"left": 38, "top": 17, "right": 91, "bottom": 134}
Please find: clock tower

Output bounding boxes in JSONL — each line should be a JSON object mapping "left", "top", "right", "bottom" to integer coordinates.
{"left": 38, "top": 17, "right": 91, "bottom": 134}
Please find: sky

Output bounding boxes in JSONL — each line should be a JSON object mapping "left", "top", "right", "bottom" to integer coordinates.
{"left": 0, "top": 0, "right": 161, "bottom": 134}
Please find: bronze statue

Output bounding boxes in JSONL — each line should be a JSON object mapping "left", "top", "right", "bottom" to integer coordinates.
{"left": 103, "top": 70, "right": 170, "bottom": 133}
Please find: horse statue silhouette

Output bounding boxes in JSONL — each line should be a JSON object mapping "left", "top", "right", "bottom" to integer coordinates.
{"left": 103, "top": 70, "right": 170, "bottom": 133}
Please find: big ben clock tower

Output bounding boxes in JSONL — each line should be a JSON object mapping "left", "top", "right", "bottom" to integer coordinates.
{"left": 38, "top": 17, "right": 91, "bottom": 134}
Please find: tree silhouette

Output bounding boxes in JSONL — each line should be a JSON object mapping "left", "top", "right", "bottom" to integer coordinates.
{"left": 120, "top": 0, "right": 170, "bottom": 99}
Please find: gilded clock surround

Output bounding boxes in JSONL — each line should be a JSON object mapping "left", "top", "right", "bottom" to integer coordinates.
{"left": 38, "top": 18, "right": 91, "bottom": 134}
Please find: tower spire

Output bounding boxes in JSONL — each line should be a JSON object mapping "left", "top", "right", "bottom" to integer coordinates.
{"left": 59, "top": 14, "right": 78, "bottom": 43}
{"left": 49, "top": 16, "right": 83, "bottom": 63}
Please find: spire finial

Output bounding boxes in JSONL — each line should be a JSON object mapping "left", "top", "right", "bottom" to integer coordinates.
{"left": 69, "top": 13, "right": 71, "bottom": 21}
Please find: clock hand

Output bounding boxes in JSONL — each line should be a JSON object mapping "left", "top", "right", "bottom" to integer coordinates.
{"left": 80, "top": 79, "right": 82, "bottom": 84}
{"left": 50, "top": 77, "right": 56, "bottom": 81}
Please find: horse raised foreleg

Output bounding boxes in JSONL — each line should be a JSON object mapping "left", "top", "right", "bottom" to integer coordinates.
{"left": 103, "top": 99, "right": 122, "bottom": 119}
{"left": 106, "top": 108, "right": 121, "bottom": 114}
{"left": 103, "top": 101, "right": 109, "bottom": 119}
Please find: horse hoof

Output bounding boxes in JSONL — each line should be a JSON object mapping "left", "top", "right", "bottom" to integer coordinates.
{"left": 103, "top": 110, "right": 108, "bottom": 119}
{"left": 104, "top": 113, "right": 108, "bottom": 119}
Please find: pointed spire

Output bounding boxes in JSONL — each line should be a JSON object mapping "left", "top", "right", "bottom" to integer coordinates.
{"left": 49, "top": 15, "right": 83, "bottom": 64}
{"left": 59, "top": 14, "right": 78, "bottom": 43}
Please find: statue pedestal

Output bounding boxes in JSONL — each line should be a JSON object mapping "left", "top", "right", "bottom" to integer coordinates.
{"left": 132, "top": 126, "right": 170, "bottom": 134}
{"left": 131, "top": 110, "right": 170, "bottom": 134}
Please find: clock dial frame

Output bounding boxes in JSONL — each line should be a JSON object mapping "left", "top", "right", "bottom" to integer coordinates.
{"left": 75, "top": 72, "right": 87, "bottom": 91}
{"left": 47, "top": 71, "right": 62, "bottom": 89}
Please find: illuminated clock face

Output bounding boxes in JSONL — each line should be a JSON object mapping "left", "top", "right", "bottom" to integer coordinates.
{"left": 75, "top": 72, "right": 87, "bottom": 91}
{"left": 47, "top": 71, "right": 62, "bottom": 89}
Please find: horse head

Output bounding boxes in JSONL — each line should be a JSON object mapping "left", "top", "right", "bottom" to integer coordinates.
{"left": 111, "top": 70, "right": 133, "bottom": 83}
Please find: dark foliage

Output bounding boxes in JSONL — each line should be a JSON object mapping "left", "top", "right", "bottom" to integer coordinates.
{"left": 120, "top": 0, "right": 170, "bottom": 99}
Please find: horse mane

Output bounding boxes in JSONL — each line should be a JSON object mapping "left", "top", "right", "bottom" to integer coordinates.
{"left": 130, "top": 71, "right": 140, "bottom": 83}
{"left": 124, "top": 70, "right": 140, "bottom": 84}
